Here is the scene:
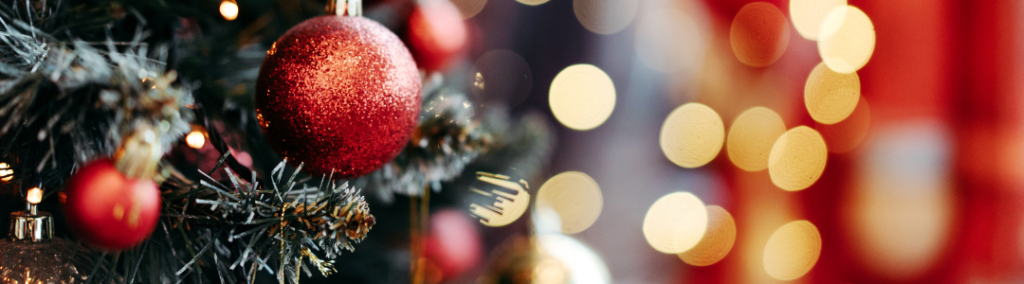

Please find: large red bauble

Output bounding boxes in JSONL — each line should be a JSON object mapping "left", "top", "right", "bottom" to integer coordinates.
{"left": 255, "top": 16, "right": 422, "bottom": 178}
{"left": 408, "top": 0, "right": 468, "bottom": 71}
{"left": 63, "top": 159, "right": 161, "bottom": 251}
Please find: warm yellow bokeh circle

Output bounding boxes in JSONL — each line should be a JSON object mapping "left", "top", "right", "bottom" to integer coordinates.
{"left": 768, "top": 126, "right": 828, "bottom": 191}
{"left": 536, "top": 171, "right": 604, "bottom": 235}
{"left": 727, "top": 107, "right": 786, "bottom": 171}
{"left": 643, "top": 192, "right": 709, "bottom": 254}
{"left": 550, "top": 64, "right": 617, "bottom": 131}
{"left": 804, "top": 62, "right": 861, "bottom": 125}
{"left": 678, "top": 205, "right": 737, "bottom": 266}
{"left": 764, "top": 220, "right": 822, "bottom": 281}
{"left": 819, "top": 6, "right": 876, "bottom": 73}
{"left": 660, "top": 103, "right": 725, "bottom": 168}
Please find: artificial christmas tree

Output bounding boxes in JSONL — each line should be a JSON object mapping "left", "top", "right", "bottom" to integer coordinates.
{"left": 0, "top": 0, "right": 552, "bottom": 283}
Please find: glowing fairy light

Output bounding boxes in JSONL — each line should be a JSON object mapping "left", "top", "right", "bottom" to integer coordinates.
{"left": 27, "top": 187, "right": 42, "bottom": 205}
{"left": 186, "top": 129, "right": 206, "bottom": 149}
{"left": 219, "top": 0, "right": 239, "bottom": 21}
{"left": 0, "top": 162, "right": 12, "bottom": 181}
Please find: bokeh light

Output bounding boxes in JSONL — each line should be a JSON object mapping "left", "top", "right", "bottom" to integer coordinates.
{"left": 533, "top": 259, "right": 565, "bottom": 284}
{"left": 643, "top": 192, "right": 708, "bottom": 254}
{"left": 469, "top": 174, "right": 531, "bottom": 227}
{"left": 26, "top": 187, "right": 42, "bottom": 205}
{"left": 816, "top": 96, "right": 870, "bottom": 153}
{"left": 573, "top": 0, "right": 639, "bottom": 35}
{"left": 660, "top": 103, "right": 725, "bottom": 168}
{"left": 789, "top": 0, "right": 847, "bottom": 40}
{"left": 805, "top": 62, "right": 861, "bottom": 124}
{"left": 473, "top": 50, "right": 533, "bottom": 107}
{"left": 219, "top": 0, "right": 238, "bottom": 21}
{"left": 763, "top": 220, "right": 822, "bottom": 281}
{"left": 819, "top": 6, "right": 876, "bottom": 73}
{"left": 517, "top": 0, "right": 550, "bottom": 6}
{"left": 848, "top": 122, "right": 953, "bottom": 280}
{"left": 449, "top": 0, "right": 487, "bottom": 19}
{"left": 769, "top": 126, "right": 828, "bottom": 191}
{"left": 549, "top": 64, "right": 616, "bottom": 131}
{"left": 730, "top": 2, "right": 790, "bottom": 67}
{"left": 635, "top": 8, "right": 706, "bottom": 74}
{"left": 186, "top": 129, "right": 206, "bottom": 149}
{"left": 678, "top": 205, "right": 737, "bottom": 266}
{"left": 0, "top": 162, "right": 12, "bottom": 181}
{"left": 537, "top": 234, "right": 612, "bottom": 284}
{"left": 536, "top": 171, "right": 604, "bottom": 235}
{"left": 727, "top": 107, "right": 786, "bottom": 172}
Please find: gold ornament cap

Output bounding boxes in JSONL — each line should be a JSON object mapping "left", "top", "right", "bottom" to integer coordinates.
{"left": 115, "top": 125, "right": 163, "bottom": 180}
{"left": 9, "top": 187, "right": 53, "bottom": 242}
{"left": 327, "top": 0, "right": 362, "bottom": 16}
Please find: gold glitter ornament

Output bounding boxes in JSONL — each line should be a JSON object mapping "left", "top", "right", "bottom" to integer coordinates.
{"left": 0, "top": 188, "right": 93, "bottom": 283}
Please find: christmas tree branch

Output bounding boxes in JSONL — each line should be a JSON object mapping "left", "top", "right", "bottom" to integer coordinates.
{"left": 130, "top": 158, "right": 376, "bottom": 284}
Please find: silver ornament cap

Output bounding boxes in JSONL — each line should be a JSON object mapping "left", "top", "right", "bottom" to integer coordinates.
{"left": 9, "top": 187, "right": 53, "bottom": 242}
{"left": 327, "top": 0, "right": 362, "bottom": 16}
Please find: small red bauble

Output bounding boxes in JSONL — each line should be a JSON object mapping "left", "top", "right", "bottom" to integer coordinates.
{"left": 408, "top": 0, "right": 468, "bottom": 71}
{"left": 423, "top": 209, "right": 482, "bottom": 280}
{"left": 255, "top": 16, "right": 422, "bottom": 178}
{"left": 63, "top": 159, "right": 161, "bottom": 251}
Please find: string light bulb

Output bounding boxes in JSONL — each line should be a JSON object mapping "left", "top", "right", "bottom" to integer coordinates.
{"left": 26, "top": 187, "right": 42, "bottom": 215}
{"left": 26, "top": 187, "right": 42, "bottom": 205}
{"left": 0, "top": 162, "right": 12, "bottom": 181}
{"left": 186, "top": 129, "right": 206, "bottom": 149}
{"left": 220, "top": 0, "right": 239, "bottom": 21}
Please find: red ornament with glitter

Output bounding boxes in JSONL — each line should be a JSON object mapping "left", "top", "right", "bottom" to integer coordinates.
{"left": 63, "top": 159, "right": 161, "bottom": 251}
{"left": 255, "top": 7, "right": 422, "bottom": 178}
{"left": 408, "top": 0, "right": 467, "bottom": 71}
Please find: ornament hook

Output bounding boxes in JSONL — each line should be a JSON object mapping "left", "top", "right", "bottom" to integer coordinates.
{"left": 327, "top": 0, "right": 362, "bottom": 16}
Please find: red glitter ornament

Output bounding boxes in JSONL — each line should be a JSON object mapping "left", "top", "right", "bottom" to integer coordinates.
{"left": 408, "top": 0, "right": 468, "bottom": 71}
{"left": 63, "top": 159, "right": 161, "bottom": 251}
{"left": 255, "top": 15, "right": 422, "bottom": 178}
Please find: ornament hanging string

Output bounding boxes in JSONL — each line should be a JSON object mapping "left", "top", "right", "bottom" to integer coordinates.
{"left": 410, "top": 185, "right": 430, "bottom": 284}
{"left": 327, "top": 0, "right": 363, "bottom": 16}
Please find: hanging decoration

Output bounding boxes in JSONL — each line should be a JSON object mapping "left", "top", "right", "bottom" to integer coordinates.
{"left": 255, "top": 0, "right": 422, "bottom": 178}
{"left": 0, "top": 187, "right": 93, "bottom": 283}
